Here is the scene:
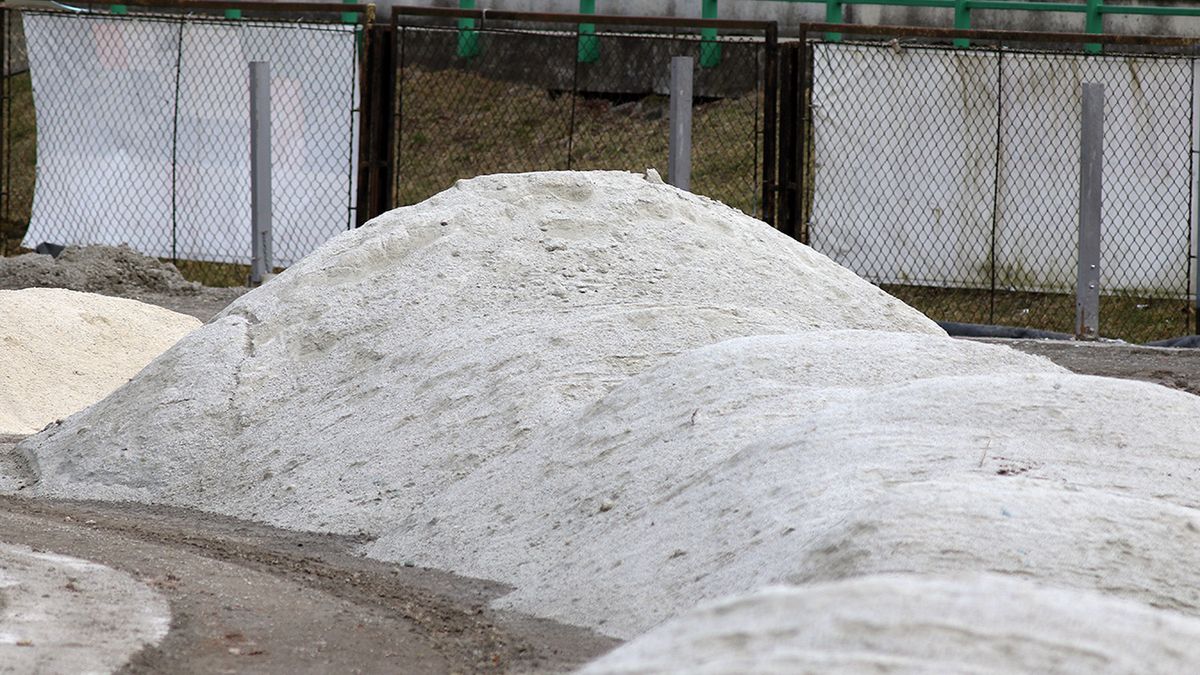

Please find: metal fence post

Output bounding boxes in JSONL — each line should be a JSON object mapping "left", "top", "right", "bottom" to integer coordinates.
{"left": 1076, "top": 83, "right": 1103, "bottom": 338}
{"left": 776, "top": 43, "right": 797, "bottom": 238}
{"left": 1192, "top": 56, "right": 1200, "bottom": 334}
{"left": 668, "top": 56, "right": 693, "bottom": 191}
{"left": 761, "top": 22, "right": 778, "bottom": 228}
{"left": 249, "top": 61, "right": 273, "bottom": 286}
{"left": 1, "top": 7, "right": 8, "bottom": 248}
{"left": 356, "top": 24, "right": 395, "bottom": 227}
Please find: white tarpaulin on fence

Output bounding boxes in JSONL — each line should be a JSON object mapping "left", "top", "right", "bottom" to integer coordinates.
{"left": 809, "top": 43, "right": 1192, "bottom": 296}
{"left": 21, "top": 12, "right": 359, "bottom": 267}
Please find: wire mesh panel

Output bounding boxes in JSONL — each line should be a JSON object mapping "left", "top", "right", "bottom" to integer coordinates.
{"left": 174, "top": 18, "right": 360, "bottom": 269}
{"left": 394, "top": 24, "right": 575, "bottom": 207}
{"left": 997, "top": 51, "right": 1192, "bottom": 342}
{"left": 23, "top": 13, "right": 178, "bottom": 257}
{"left": 17, "top": 9, "right": 360, "bottom": 285}
{"left": 393, "top": 17, "right": 767, "bottom": 219}
{"left": 571, "top": 30, "right": 764, "bottom": 217}
{"left": 689, "top": 38, "right": 763, "bottom": 218}
{"left": 809, "top": 42, "right": 999, "bottom": 326}
{"left": 807, "top": 39, "right": 1194, "bottom": 341}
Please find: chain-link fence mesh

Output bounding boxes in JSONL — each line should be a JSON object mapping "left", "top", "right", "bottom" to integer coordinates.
{"left": 393, "top": 17, "right": 767, "bottom": 218}
{"left": 3, "top": 8, "right": 361, "bottom": 286}
{"left": 805, "top": 40, "right": 1194, "bottom": 342}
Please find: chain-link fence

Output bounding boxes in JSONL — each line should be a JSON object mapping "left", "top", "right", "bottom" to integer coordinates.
{"left": 2, "top": 5, "right": 364, "bottom": 286}
{"left": 392, "top": 11, "right": 772, "bottom": 219}
{"left": 791, "top": 35, "right": 1195, "bottom": 342}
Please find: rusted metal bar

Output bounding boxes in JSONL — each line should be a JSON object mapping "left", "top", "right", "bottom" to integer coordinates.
{"left": 797, "top": 30, "right": 812, "bottom": 244}
{"left": 357, "top": 24, "right": 397, "bottom": 226}
{"left": 1, "top": 7, "right": 8, "bottom": 240}
{"left": 795, "top": 21, "right": 1200, "bottom": 47}
{"left": 761, "top": 21, "right": 778, "bottom": 229}
{"left": 373, "top": 25, "right": 396, "bottom": 218}
{"left": 392, "top": 5, "right": 775, "bottom": 32}
{"left": 5, "top": 0, "right": 369, "bottom": 16}
{"left": 776, "top": 42, "right": 796, "bottom": 236}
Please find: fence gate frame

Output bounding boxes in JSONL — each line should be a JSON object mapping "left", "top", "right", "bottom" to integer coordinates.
{"left": 1, "top": 0, "right": 374, "bottom": 281}
{"left": 386, "top": 6, "right": 779, "bottom": 223}
{"left": 773, "top": 22, "right": 1200, "bottom": 337}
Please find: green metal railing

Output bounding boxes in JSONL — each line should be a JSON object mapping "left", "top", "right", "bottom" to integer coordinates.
{"left": 451, "top": 0, "right": 1200, "bottom": 65}
{"left": 762, "top": 0, "right": 1200, "bottom": 52}
{"left": 722, "top": 0, "right": 1200, "bottom": 54}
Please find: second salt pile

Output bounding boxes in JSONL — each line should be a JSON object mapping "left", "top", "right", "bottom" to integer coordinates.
{"left": 373, "top": 331, "right": 1200, "bottom": 637}
{"left": 0, "top": 288, "right": 200, "bottom": 436}
{"left": 13, "top": 170, "right": 939, "bottom": 536}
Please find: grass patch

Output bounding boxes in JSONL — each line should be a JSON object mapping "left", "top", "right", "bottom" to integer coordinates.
{"left": 396, "top": 67, "right": 761, "bottom": 215}
{"left": 171, "top": 259, "right": 254, "bottom": 288}
{"left": 885, "top": 284, "right": 1193, "bottom": 343}
{"left": 2, "top": 71, "right": 36, "bottom": 256}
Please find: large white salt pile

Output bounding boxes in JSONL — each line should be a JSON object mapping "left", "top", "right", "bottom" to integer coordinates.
{"left": 13, "top": 171, "right": 938, "bottom": 535}
{"left": 370, "top": 331, "right": 1200, "bottom": 637}
{"left": 14, "top": 170, "right": 1200, "bottom": 664}
{"left": 578, "top": 574, "right": 1200, "bottom": 674}
{"left": 0, "top": 288, "right": 201, "bottom": 435}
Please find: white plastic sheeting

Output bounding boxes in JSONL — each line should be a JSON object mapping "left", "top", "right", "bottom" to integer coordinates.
{"left": 809, "top": 43, "right": 1192, "bottom": 296}
{"left": 21, "top": 12, "right": 359, "bottom": 267}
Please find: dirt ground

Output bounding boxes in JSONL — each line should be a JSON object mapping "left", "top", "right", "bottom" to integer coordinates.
{"left": 0, "top": 479, "right": 617, "bottom": 675}
{"left": 976, "top": 338, "right": 1200, "bottom": 397}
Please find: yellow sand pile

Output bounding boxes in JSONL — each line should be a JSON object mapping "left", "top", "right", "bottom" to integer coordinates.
{"left": 0, "top": 288, "right": 200, "bottom": 435}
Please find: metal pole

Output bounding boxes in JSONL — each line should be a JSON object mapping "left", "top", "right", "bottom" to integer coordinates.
{"left": 668, "top": 56, "right": 693, "bottom": 191}
{"left": 1076, "top": 83, "right": 1103, "bottom": 339}
{"left": 761, "top": 22, "right": 778, "bottom": 227}
{"left": 1191, "top": 56, "right": 1200, "bottom": 333}
{"left": 249, "top": 61, "right": 272, "bottom": 286}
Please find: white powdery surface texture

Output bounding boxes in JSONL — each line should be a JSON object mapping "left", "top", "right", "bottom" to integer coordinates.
{"left": 578, "top": 574, "right": 1200, "bottom": 674}
{"left": 0, "top": 542, "right": 170, "bottom": 674}
{"left": 0, "top": 288, "right": 200, "bottom": 435}
{"left": 370, "top": 331, "right": 1200, "bottom": 638}
{"left": 14, "top": 171, "right": 939, "bottom": 536}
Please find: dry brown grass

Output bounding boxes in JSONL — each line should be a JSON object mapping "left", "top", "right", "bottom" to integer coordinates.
{"left": 2, "top": 71, "right": 35, "bottom": 256}
{"left": 395, "top": 67, "right": 761, "bottom": 215}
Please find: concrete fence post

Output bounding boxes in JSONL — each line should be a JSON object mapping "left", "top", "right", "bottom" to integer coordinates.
{"left": 249, "top": 61, "right": 273, "bottom": 287}
{"left": 668, "top": 56, "right": 693, "bottom": 191}
{"left": 1076, "top": 83, "right": 1103, "bottom": 339}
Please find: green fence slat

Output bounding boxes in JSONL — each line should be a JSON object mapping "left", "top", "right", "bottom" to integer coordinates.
{"left": 1085, "top": 0, "right": 1102, "bottom": 53}
{"left": 701, "top": 0, "right": 721, "bottom": 67}
{"left": 457, "top": 0, "right": 480, "bottom": 59}
{"left": 825, "top": 0, "right": 843, "bottom": 41}
{"left": 579, "top": 0, "right": 599, "bottom": 63}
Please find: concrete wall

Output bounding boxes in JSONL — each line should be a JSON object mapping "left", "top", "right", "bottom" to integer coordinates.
{"left": 384, "top": 0, "right": 1200, "bottom": 38}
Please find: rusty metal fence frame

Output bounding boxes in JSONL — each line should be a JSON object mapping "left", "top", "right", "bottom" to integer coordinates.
{"left": 386, "top": 7, "right": 779, "bottom": 223}
{"left": 0, "top": 0, "right": 373, "bottom": 285}
{"left": 776, "top": 23, "right": 1200, "bottom": 341}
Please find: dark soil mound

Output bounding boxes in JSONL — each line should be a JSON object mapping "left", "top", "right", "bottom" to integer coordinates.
{"left": 0, "top": 245, "right": 201, "bottom": 295}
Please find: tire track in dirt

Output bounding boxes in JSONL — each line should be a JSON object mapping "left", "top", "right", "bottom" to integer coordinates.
{"left": 0, "top": 493, "right": 616, "bottom": 674}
